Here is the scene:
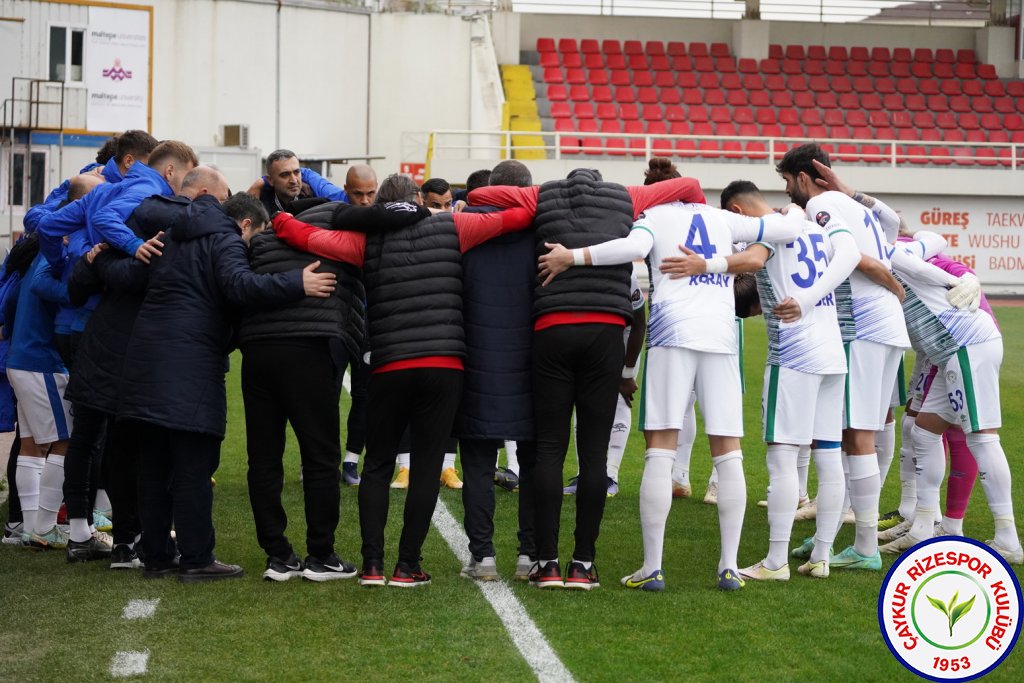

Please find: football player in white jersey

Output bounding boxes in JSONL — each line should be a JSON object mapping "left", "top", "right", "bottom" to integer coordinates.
{"left": 775, "top": 144, "right": 911, "bottom": 571}
{"left": 538, "top": 199, "right": 805, "bottom": 591}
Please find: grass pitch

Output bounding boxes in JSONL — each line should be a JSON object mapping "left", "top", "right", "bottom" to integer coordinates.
{"left": 1, "top": 309, "right": 1022, "bottom": 682}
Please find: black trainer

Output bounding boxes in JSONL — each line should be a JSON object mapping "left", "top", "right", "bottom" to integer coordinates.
{"left": 564, "top": 561, "right": 600, "bottom": 590}
{"left": 66, "top": 535, "right": 113, "bottom": 563}
{"left": 388, "top": 561, "right": 431, "bottom": 588}
{"left": 494, "top": 467, "right": 520, "bottom": 492}
{"left": 110, "top": 544, "right": 142, "bottom": 570}
{"left": 302, "top": 553, "right": 356, "bottom": 582}
{"left": 528, "top": 560, "right": 564, "bottom": 589}
{"left": 263, "top": 553, "right": 303, "bottom": 582}
{"left": 358, "top": 561, "right": 387, "bottom": 587}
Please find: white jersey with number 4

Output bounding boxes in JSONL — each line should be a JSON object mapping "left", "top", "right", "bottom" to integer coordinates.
{"left": 805, "top": 191, "right": 909, "bottom": 348}
{"left": 754, "top": 221, "right": 846, "bottom": 375}
{"left": 632, "top": 202, "right": 803, "bottom": 354}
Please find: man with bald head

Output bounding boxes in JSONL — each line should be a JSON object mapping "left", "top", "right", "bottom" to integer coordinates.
{"left": 62, "top": 165, "right": 229, "bottom": 567}
{"left": 344, "top": 165, "right": 377, "bottom": 207}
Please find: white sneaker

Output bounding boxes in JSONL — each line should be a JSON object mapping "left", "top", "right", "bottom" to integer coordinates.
{"left": 934, "top": 522, "right": 962, "bottom": 537}
{"left": 461, "top": 556, "right": 499, "bottom": 581}
{"left": 793, "top": 498, "right": 817, "bottom": 521}
{"left": 514, "top": 554, "right": 532, "bottom": 581}
{"left": 986, "top": 540, "right": 1024, "bottom": 565}
{"left": 797, "top": 560, "right": 829, "bottom": 578}
{"left": 880, "top": 533, "right": 924, "bottom": 555}
{"left": 738, "top": 560, "right": 790, "bottom": 581}
{"left": 878, "top": 519, "right": 913, "bottom": 543}
{"left": 703, "top": 481, "right": 718, "bottom": 505}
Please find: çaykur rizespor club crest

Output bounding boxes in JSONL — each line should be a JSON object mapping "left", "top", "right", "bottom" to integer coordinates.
{"left": 878, "top": 536, "right": 1021, "bottom": 681}
{"left": 103, "top": 58, "right": 133, "bottom": 81}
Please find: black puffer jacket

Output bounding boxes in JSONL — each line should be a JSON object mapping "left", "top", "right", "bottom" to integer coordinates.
{"left": 117, "top": 195, "right": 304, "bottom": 438}
{"left": 66, "top": 195, "right": 189, "bottom": 413}
{"left": 239, "top": 202, "right": 366, "bottom": 358}
{"left": 533, "top": 171, "right": 634, "bottom": 321}
{"left": 362, "top": 213, "right": 464, "bottom": 370}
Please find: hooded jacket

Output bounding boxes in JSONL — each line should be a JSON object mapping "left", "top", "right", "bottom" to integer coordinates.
{"left": 117, "top": 195, "right": 304, "bottom": 438}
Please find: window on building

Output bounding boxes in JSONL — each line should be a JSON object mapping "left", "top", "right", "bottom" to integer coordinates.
{"left": 49, "top": 25, "right": 85, "bottom": 83}
{"left": 9, "top": 153, "right": 24, "bottom": 207}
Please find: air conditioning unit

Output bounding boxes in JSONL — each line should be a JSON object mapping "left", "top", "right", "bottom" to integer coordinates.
{"left": 220, "top": 124, "right": 250, "bottom": 148}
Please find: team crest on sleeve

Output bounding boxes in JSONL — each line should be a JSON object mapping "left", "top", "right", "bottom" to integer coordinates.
{"left": 815, "top": 211, "right": 831, "bottom": 228}
{"left": 631, "top": 289, "right": 643, "bottom": 304}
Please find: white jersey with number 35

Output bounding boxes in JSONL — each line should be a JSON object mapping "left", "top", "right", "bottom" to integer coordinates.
{"left": 805, "top": 191, "right": 910, "bottom": 348}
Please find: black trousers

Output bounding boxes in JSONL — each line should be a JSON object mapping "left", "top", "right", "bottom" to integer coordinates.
{"left": 136, "top": 423, "right": 221, "bottom": 570}
{"left": 532, "top": 324, "right": 623, "bottom": 563}
{"left": 106, "top": 420, "right": 141, "bottom": 545}
{"left": 242, "top": 339, "right": 345, "bottom": 560}
{"left": 515, "top": 440, "right": 537, "bottom": 559}
{"left": 459, "top": 438, "right": 501, "bottom": 560}
{"left": 359, "top": 367, "right": 462, "bottom": 565}
{"left": 63, "top": 403, "right": 107, "bottom": 522}
{"left": 345, "top": 351, "right": 369, "bottom": 455}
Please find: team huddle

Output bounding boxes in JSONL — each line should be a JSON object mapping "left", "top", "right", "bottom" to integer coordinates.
{"left": 0, "top": 131, "right": 1018, "bottom": 592}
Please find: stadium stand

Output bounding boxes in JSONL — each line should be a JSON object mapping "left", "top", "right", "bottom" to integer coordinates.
{"left": 527, "top": 38, "right": 1024, "bottom": 165}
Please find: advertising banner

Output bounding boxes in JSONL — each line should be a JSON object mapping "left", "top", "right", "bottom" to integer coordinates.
{"left": 86, "top": 7, "right": 149, "bottom": 132}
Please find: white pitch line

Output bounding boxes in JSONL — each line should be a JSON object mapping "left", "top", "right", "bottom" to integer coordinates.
{"left": 432, "top": 501, "right": 576, "bottom": 683}
{"left": 122, "top": 598, "right": 160, "bottom": 620}
{"left": 342, "top": 370, "right": 352, "bottom": 394}
{"left": 109, "top": 651, "right": 149, "bottom": 678}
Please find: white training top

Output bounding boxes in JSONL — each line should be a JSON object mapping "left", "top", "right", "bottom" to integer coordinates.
{"left": 753, "top": 221, "right": 850, "bottom": 375}
{"left": 805, "top": 191, "right": 910, "bottom": 348}
{"left": 589, "top": 202, "right": 804, "bottom": 354}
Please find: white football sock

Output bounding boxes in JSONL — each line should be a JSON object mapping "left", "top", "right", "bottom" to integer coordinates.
{"left": 910, "top": 425, "right": 944, "bottom": 541}
{"left": 70, "top": 518, "right": 91, "bottom": 543}
{"left": 343, "top": 450, "right": 360, "bottom": 464}
{"left": 397, "top": 452, "right": 410, "bottom": 469}
{"left": 708, "top": 468, "right": 719, "bottom": 486}
{"left": 672, "top": 400, "right": 696, "bottom": 486}
{"left": 443, "top": 452, "right": 456, "bottom": 470}
{"left": 639, "top": 449, "right": 675, "bottom": 575}
{"left": 811, "top": 447, "right": 844, "bottom": 563}
{"left": 713, "top": 451, "right": 745, "bottom": 573}
{"left": 797, "top": 444, "right": 811, "bottom": 500}
{"left": 765, "top": 445, "right": 800, "bottom": 571}
{"left": 94, "top": 488, "right": 111, "bottom": 514}
{"left": 504, "top": 441, "right": 519, "bottom": 475}
{"left": 898, "top": 414, "right": 917, "bottom": 519}
{"left": 847, "top": 453, "right": 881, "bottom": 557}
{"left": 876, "top": 420, "right": 896, "bottom": 488}
{"left": 966, "top": 432, "right": 1020, "bottom": 550}
{"left": 37, "top": 454, "right": 66, "bottom": 532}
{"left": 606, "top": 396, "right": 631, "bottom": 481}
{"left": 15, "top": 456, "right": 44, "bottom": 535}
{"left": 940, "top": 516, "right": 963, "bottom": 536}
{"left": 836, "top": 451, "right": 852, "bottom": 538}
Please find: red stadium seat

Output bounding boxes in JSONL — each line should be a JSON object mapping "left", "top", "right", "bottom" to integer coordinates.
{"left": 972, "top": 96, "right": 994, "bottom": 114}
{"left": 614, "top": 86, "right": 636, "bottom": 103}
{"left": 921, "top": 128, "right": 941, "bottom": 142}
{"left": 605, "top": 54, "right": 627, "bottom": 70}
{"left": 892, "top": 47, "right": 912, "bottom": 62}
{"left": 727, "top": 90, "right": 749, "bottom": 106}
{"left": 768, "top": 44, "right": 784, "bottom": 59}
{"left": 782, "top": 124, "right": 806, "bottom": 138}
{"left": 749, "top": 91, "right": 770, "bottom": 107}
{"left": 543, "top": 68, "right": 564, "bottom": 84}
{"left": 941, "top": 80, "right": 963, "bottom": 97}
{"left": 600, "top": 119, "right": 622, "bottom": 133}
{"left": 805, "top": 61, "right": 825, "bottom": 76}
{"left": 817, "top": 92, "right": 838, "bottom": 109}
{"left": 871, "top": 47, "right": 891, "bottom": 62}
{"left": 1005, "top": 82, "right": 1024, "bottom": 97}
{"left": 952, "top": 147, "right": 975, "bottom": 166}
{"left": 675, "top": 139, "right": 697, "bottom": 159}
{"left": 809, "top": 76, "right": 830, "bottom": 93}
{"left": 765, "top": 74, "right": 786, "bottom": 91}
{"left": 580, "top": 137, "right": 603, "bottom": 156}
{"left": 825, "top": 62, "right": 846, "bottom": 77}
{"left": 913, "top": 48, "right": 933, "bottom": 62}
{"left": 965, "top": 129, "right": 986, "bottom": 143}
{"left": 875, "top": 127, "right": 896, "bottom": 140}
{"left": 645, "top": 41, "right": 665, "bottom": 57}
{"left": 580, "top": 39, "right": 600, "bottom": 54}
{"left": 832, "top": 77, "right": 853, "bottom": 94}
{"left": 696, "top": 139, "right": 721, "bottom": 159}
{"left": 823, "top": 110, "right": 845, "bottom": 126}
{"left": 738, "top": 122, "right": 758, "bottom": 136}
{"left": 651, "top": 138, "right": 673, "bottom": 156}
{"left": 929, "top": 146, "right": 951, "bottom": 166}
{"left": 956, "top": 49, "right": 977, "bottom": 63}
{"left": 558, "top": 38, "right": 578, "bottom": 53}
{"left": 628, "top": 54, "right": 649, "bottom": 70}
{"left": 892, "top": 111, "right": 913, "bottom": 128}
{"left": 650, "top": 55, "right": 671, "bottom": 71}
{"left": 944, "top": 129, "right": 964, "bottom": 142}
{"left": 895, "top": 78, "right": 917, "bottom": 95}
{"left": 716, "top": 122, "right": 737, "bottom": 136}
{"left": 904, "top": 94, "right": 926, "bottom": 112}
{"left": 910, "top": 62, "right": 931, "bottom": 79}
{"left": 949, "top": 95, "right": 971, "bottom": 113}
{"left": 1004, "top": 114, "right": 1024, "bottom": 131}
{"left": 783, "top": 44, "right": 803, "bottom": 60}
{"left": 847, "top": 110, "right": 868, "bottom": 127}
{"left": 755, "top": 108, "right": 777, "bottom": 125}
{"left": 934, "top": 63, "right": 954, "bottom": 79}
{"left": 762, "top": 123, "right": 783, "bottom": 138}
{"left": 984, "top": 81, "right": 1006, "bottom": 97}
{"left": 869, "top": 111, "right": 890, "bottom": 127}
{"left": 935, "top": 48, "right": 955, "bottom": 63}
{"left": 682, "top": 89, "right": 703, "bottom": 105}
{"left": 834, "top": 144, "right": 859, "bottom": 162}
{"left": 861, "top": 93, "right": 882, "bottom": 110}
{"left": 861, "top": 144, "right": 884, "bottom": 162}
{"left": 667, "top": 41, "right": 686, "bottom": 57}
{"left": 746, "top": 141, "right": 768, "bottom": 160}
{"left": 659, "top": 88, "right": 680, "bottom": 105}
{"left": 901, "top": 145, "right": 928, "bottom": 165}
{"left": 551, "top": 102, "right": 571, "bottom": 119}
{"left": 782, "top": 59, "right": 802, "bottom": 75}
{"left": 596, "top": 102, "right": 617, "bottom": 119}
{"left": 573, "top": 102, "right": 595, "bottom": 119}
{"left": 689, "top": 42, "right": 709, "bottom": 57}
{"left": 619, "top": 103, "right": 640, "bottom": 120}
{"left": 891, "top": 62, "right": 911, "bottom": 78}
{"left": 913, "top": 112, "right": 935, "bottom": 129}
{"left": 578, "top": 119, "right": 598, "bottom": 132}
{"left": 868, "top": 62, "right": 888, "bottom": 78}
{"left": 592, "top": 86, "right": 613, "bottom": 102}
{"left": 664, "top": 105, "right": 685, "bottom": 122}
{"left": 672, "top": 55, "right": 692, "bottom": 71}
{"left": 537, "top": 38, "right": 556, "bottom": 53}
{"left": 583, "top": 52, "right": 604, "bottom": 69}
{"left": 850, "top": 46, "right": 870, "bottom": 61}
{"left": 852, "top": 77, "right": 873, "bottom": 94}
{"left": 936, "top": 112, "right": 957, "bottom": 129}
{"left": 828, "top": 45, "right": 848, "bottom": 61}
{"left": 875, "top": 78, "right": 896, "bottom": 94}
{"left": 779, "top": 108, "right": 799, "bottom": 125}
{"left": 771, "top": 91, "right": 794, "bottom": 108}
{"left": 963, "top": 80, "right": 985, "bottom": 97}
{"left": 693, "top": 56, "right": 714, "bottom": 72}
{"left": 977, "top": 64, "right": 997, "bottom": 80}
{"left": 711, "top": 43, "right": 730, "bottom": 58}
{"left": 787, "top": 75, "right": 809, "bottom": 92}
{"left": 637, "top": 87, "right": 658, "bottom": 104}
{"left": 604, "top": 137, "right": 628, "bottom": 157}
{"left": 547, "top": 85, "right": 568, "bottom": 101}
{"left": 989, "top": 129, "right": 1009, "bottom": 143}
{"left": 569, "top": 85, "right": 590, "bottom": 102}
{"left": 624, "top": 40, "right": 643, "bottom": 55}
{"left": 721, "top": 73, "right": 742, "bottom": 90}
{"left": 897, "top": 128, "right": 918, "bottom": 141}
{"left": 692, "top": 122, "right": 713, "bottom": 136}
{"left": 669, "top": 121, "right": 690, "bottom": 135}
{"left": 566, "top": 68, "right": 586, "bottom": 85}
{"left": 918, "top": 79, "right": 940, "bottom": 95}
{"left": 926, "top": 94, "right": 949, "bottom": 112}
{"left": 587, "top": 69, "right": 609, "bottom": 86}
{"left": 539, "top": 52, "right": 560, "bottom": 68}
{"left": 954, "top": 63, "right": 976, "bottom": 79}
{"left": 800, "top": 109, "right": 823, "bottom": 126}
{"left": 975, "top": 148, "right": 999, "bottom": 166}
{"left": 794, "top": 91, "right": 815, "bottom": 109}
{"left": 688, "top": 105, "right": 709, "bottom": 123}
{"left": 677, "top": 72, "right": 698, "bottom": 88}
{"left": 553, "top": 118, "right": 574, "bottom": 132}
{"left": 959, "top": 113, "right": 980, "bottom": 130}
{"left": 711, "top": 106, "right": 731, "bottom": 123}
{"left": 716, "top": 57, "right": 737, "bottom": 73}
{"left": 760, "top": 59, "right": 781, "bottom": 75}
{"left": 641, "top": 104, "right": 662, "bottom": 121}
{"left": 562, "top": 53, "right": 582, "bottom": 69}
{"left": 884, "top": 93, "right": 905, "bottom": 111}
{"left": 742, "top": 74, "right": 764, "bottom": 91}
{"left": 994, "top": 97, "right": 1016, "bottom": 114}
{"left": 738, "top": 58, "right": 758, "bottom": 74}
{"left": 699, "top": 72, "right": 719, "bottom": 89}
{"left": 838, "top": 92, "right": 859, "bottom": 109}
{"left": 633, "top": 71, "right": 654, "bottom": 87}
{"left": 734, "top": 107, "right": 755, "bottom": 124}
{"left": 558, "top": 136, "right": 581, "bottom": 155}
{"left": 654, "top": 71, "right": 676, "bottom": 87}
{"left": 807, "top": 45, "right": 827, "bottom": 60}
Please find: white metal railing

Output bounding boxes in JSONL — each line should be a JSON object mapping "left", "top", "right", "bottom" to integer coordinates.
{"left": 424, "top": 129, "right": 1022, "bottom": 169}
{"left": 509, "top": 0, "right": 994, "bottom": 25}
